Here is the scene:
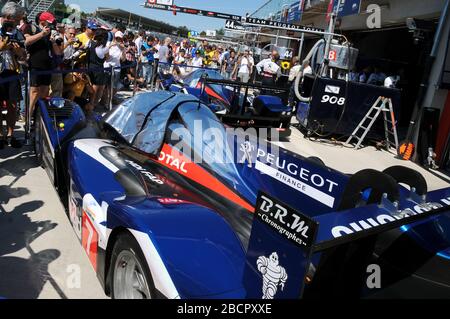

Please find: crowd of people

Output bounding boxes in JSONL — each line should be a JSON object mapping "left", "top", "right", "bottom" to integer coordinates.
{"left": 0, "top": 1, "right": 302, "bottom": 151}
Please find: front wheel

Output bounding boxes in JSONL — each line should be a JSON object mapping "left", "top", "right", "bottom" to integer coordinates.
{"left": 110, "top": 232, "right": 155, "bottom": 299}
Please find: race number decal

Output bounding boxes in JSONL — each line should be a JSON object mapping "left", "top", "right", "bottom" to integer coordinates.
{"left": 329, "top": 50, "right": 337, "bottom": 62}
{"left": 82, "top": 211, "right": 98, "bottom": 271}
{"left": 69, "top": 195, "right": 82, "bottom": 239}
{"left": 321, "top": 95, "right": 346, "bottom": 106}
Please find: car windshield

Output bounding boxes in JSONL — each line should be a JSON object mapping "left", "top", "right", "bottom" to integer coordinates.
{"left": 183, "top": 70, "right": 223, "bottom": 88}
{"left": 176, "top": 103, "right": 243, "bottom": 189}
{"left": 105, "top": 91, "right": 175, "bottom": 143}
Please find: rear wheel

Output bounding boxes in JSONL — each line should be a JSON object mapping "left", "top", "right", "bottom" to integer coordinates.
{"left": 338, "top": 169, "right": 400, "bottom": 211}
{"left": 110, "top": 233, "right": 155, "bottom": 299}
{"left": 383, "top": 166, "right": 428, "bottom": 196}
{"left": 307, "top": 170, "right": 401, "bottom": 298}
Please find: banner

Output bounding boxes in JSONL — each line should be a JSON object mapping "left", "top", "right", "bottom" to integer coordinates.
{"left": 224, "top": 20, "right": 245, "bottom": 31}
{"left": 328, "top": 0, "right": 362, "bottom": 19}
{"left": 147, "top": 0, "right": 173, "bottom": 5}
{"left": 287, "top": 1, "right": 304, "bottom": 23}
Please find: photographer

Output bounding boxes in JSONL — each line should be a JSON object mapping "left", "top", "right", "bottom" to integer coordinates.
{"left": 63, "top": 26, "right": 78, "bottom": 63}
{"left": 23, "top": 11, "right": 60, "bottom": 117}
{"left": 104, "top": 31, "right": 126, "bottom": 106}
{"left": 50, "top": 24, "right": 65, "bottom": 97}
{"left": 0, "top": 1, "right": 27, "bottom": 149}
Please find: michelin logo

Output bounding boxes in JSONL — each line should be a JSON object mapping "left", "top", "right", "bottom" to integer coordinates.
{"left": 331, "top": 198, "right": 450, "bottom": 238}
{"left": 257, "top": 252, "right": 288, "bottom": 299}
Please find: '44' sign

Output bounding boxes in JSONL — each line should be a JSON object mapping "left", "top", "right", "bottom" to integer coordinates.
{"left": 225, "top": 20, "right": 244, "bottom": 31}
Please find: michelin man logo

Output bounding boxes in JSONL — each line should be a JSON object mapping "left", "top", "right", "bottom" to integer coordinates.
{"left": 240, "top": 141, "right": 255, "bottom": 168}
{"left": 257, "top": 252, "right": 288, "bottom": 299}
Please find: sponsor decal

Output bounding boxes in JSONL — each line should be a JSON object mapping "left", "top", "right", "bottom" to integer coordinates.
{"left": 254, "top": 149, "right": 339, "bottom": 208}
{"left": 158, "top": 151, "right": 188, "bottom": 173}
{"left": 244, "top": 17, "right": 323, "bottom": 33}
{"left": 243, "top": 193, "right": 318, "bottom": 299}
{"left": 157, "top": 198, "right": 191, "bottom": 205}
{"left": 331, "top": 197, "right": 450, "bottom": 238}
{"left": 69, "top": 195, "right": 82, "bottom": 239}
{"left": 82, "top": 211, "right": 98, "bottom": 271}
{"left": 256, "top": 192, "right": 318, "bottom": 249}
{"left": 125, "top": 160, "right": 164, "bottom": 185}
{"left": 257, "top": 252, "right": 288, "bottom": 299}
{"left": 325, "top": 85, "right": 340, "bottom": 94}
{"left": 157, "top": 144, "right": 255, "bottom": 212}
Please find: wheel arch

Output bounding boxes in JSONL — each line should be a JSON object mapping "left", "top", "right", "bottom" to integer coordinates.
{"left": 104, "top": 226, "right": 130, "bottom": 296}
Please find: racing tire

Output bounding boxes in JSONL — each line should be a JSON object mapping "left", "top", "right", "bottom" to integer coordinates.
{"left": 110, "top": 232, "right": 156, "bottom": 299}
{"left": 34, "top": 106, "right": 44, "bottom": 166}
{"left": 382, "top": 166, "right": 428, "bottom": 196}
{"left": 307, "top": 170, "right": 400, "bottom": 298}
{"left": 338, "top": 169, "right": 400, "bottom": 211}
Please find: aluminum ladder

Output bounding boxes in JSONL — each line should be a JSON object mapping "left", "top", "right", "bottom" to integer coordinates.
{"left": 346, "top": 96, "right": 399, "bottom": 151}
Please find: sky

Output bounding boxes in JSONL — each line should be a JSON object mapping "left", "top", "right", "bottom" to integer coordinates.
{"left": 71, "top": 0, "right": 270, "bottom": 31}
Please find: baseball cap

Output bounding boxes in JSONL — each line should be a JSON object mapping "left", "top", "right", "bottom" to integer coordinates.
{"left": 39, "top": 12, "right": 56, "bottom": 24}
{"left": 115, "top": 31, "right": 124, "bottom": 39}
{"left": 86, "top": 20, "right": 98, "bottom": 30}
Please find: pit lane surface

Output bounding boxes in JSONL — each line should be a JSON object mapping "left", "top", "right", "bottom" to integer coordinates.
{"left": 0, "top": 129, "right": 108, "bottom": 299}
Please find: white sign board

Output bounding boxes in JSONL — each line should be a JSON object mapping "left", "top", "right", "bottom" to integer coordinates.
{"left": 149, "top": 0, "right": 173, "bottom": 5}
{"left": 206, "top": 30, "right": 217, "bottom": 37}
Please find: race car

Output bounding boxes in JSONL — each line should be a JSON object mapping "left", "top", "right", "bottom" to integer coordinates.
{"left": 35, "top": 92, "right": 450, "bottom": 299}
{"left": 159, "top": 68, "right": 294, "bottom": 138}
{"left": 156, "top": 68, "right": 234, "bottom": 113}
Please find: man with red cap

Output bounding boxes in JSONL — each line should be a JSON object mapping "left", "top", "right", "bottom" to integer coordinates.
{"left": 23, "top": 11, "right": 63, "bottom": 118}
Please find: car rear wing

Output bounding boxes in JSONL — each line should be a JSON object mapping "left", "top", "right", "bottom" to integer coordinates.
{"left": 201, "top": 77, "right": 289, "bottom": 94}
{"left": 243, "top": 190, "right": 450, "bottom": 299}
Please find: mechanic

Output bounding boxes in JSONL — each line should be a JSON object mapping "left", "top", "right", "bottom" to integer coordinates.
{"left": 0, "top": 1, "right": 27, "bottom": 149}
{"left": 256, "top": 50, "right": 281, "bottom": 91}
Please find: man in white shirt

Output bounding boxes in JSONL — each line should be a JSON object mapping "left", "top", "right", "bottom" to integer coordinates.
{"left": 237, "top": 50, "right": 252, "bottom": 83}
{"left": 191, "top": 50, "right": 203, "bottom": 68}
{"left": 288, "top": 57, "right": 301, "bottom": 83}
{"left": 174, "top": 49, "right": 186, "bottom": 75}
{"left": 134, "top": 30, "right": 144, "bottom": 57}
{"left": 105, "top": 31, "right": 126, "bottom": 104}
{"left": 256, "top": 51, "right": 281, "bottom": 88}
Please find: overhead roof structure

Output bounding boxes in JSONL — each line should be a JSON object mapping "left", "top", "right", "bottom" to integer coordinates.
{"left": 94, "top": 7, "right": 177, "bottom": 33}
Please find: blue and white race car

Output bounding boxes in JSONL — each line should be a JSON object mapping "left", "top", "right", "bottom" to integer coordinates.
{"left": 35, "top": 92, "right": 450, "bottom": 299}
{"left": 160, "top": 69, "right": 294, "bottom": 138}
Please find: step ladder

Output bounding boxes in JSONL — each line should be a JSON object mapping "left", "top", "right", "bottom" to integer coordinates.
{"left": 346, "top": 97, "right": 399, "bottom": 151}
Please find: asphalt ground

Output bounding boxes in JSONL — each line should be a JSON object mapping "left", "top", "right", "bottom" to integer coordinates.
{"left": 0, "top": 127, "right": 108, "bottom": 299}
